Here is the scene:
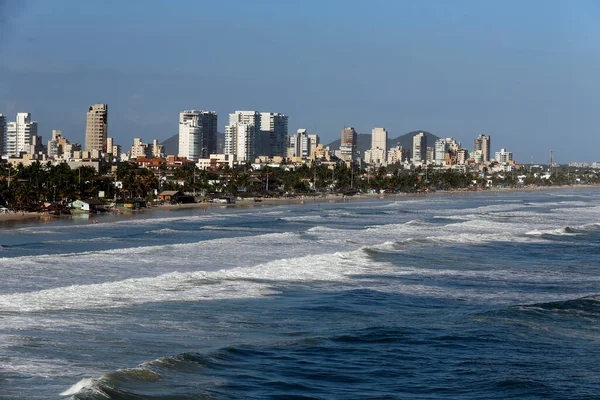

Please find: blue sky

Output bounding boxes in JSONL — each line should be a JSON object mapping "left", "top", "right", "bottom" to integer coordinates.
{"left": 1, "top": 0, "right": 599, "bottom": 163}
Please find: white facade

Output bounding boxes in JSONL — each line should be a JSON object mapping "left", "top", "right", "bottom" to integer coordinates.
{"left": 387, "top": 146, "right": 403, "bottom": 165}
{"left": 178, "top": 110, "right": 217, "bottom": 160}
{"left": 131, "top": 138, "right": 151, "bottom": 158}
{"left": 178, "top": 111, "right": 202, "bottom": 160}
{"left": 412, "top": 132, "right": 426, "bottom": 162}
{"left": 225, "top": 123, "right": 255, "bottom": 162}
{"left": 230, "top": 110, "right": 260, "bottom": 127}
{"left": 434, "top": 139, "right": 448, "bottom": 165}
{"left": 225, "top": 111, "right": 260, "bottom": 163}
{"left": 197, "top": 153, "right": 236, "bottom": 170}
{"left": 366, "top": 127, "right": 388, "bottom": 166}
{"left": 371, "top": 128, "right": 387, "bottom": 154}
{"left": 365, "top": 148, "right": 386, "bottom": 166}
{"left": 495, "top": 148, "right": 513, "bottom": 163}
{"left": 5, "top": 112, "right": 38, "bottom": 157}
{"left": 287, "top": 129, "right": 311, "bottom": 159}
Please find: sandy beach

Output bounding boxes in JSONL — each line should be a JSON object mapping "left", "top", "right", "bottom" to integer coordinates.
{"left": 0, "top": 185, "right": 597, "bottom": 226}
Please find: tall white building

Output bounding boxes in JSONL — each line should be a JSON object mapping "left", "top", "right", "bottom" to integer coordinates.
{"left": 178, "top": 110, "right": 218, "bottom": 161}
{"left": 287, "top": 129, "right": 311, "bottom": 159}
{"left": 260, "top": 112, "right": 288, "bottom": 157}
{"left": 371, "top": 128, "right": 387, "bottom": 154}
{"left": 365, "top": 127, "right": 388, "bottom": 166}
{"left": 225, "top": 123, "right": 255, "bottom": 162}
{"left": 5, "top": 112, "right": 38, "bottom": 157}
{"left": 412, "top": 132, "right": 427, "bottom": 163}
{"left": 225, "top": 111, "right": 260, "bottom": 163}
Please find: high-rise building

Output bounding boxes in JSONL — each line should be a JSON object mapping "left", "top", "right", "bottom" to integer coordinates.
{"left": 287, "top": 129, "right": 311, "bottom": 159}
{"left": 340, "top": 127, "right": 357, "bottom": 161}
{"left": 5, "top": 112, "right": 38, "bottom": 157}
{"left": 224, "top": 111, "right": 260, "bottom": 162}
{"left": 365, "top": 127, "right": 388, "bottom": 166}
{"left": 260, "top": 112, "right": 288, "bottom": 157}
{"left": 371, "top": 128, "right": 387, "bottom": 154}
{"left": 435, "top": 138, "right": 449, "bottom": 165}
{"left": 308, "top": 134, "right": 320, "bottom": 153}
{"left": 85, "top": 104, "right": 108, "bottom": 153}
{"left": 225, "top": 123, "right": 255, "bottom": 162}
{"left": 473, "top": 134, "right": 491, "bottom": 162}
{"left": 412, "top": 132, "right": 427, "bottom": 163}
{"left": 152, "top": 139, "right": 163, "bottom": 158}
{"left": 178, "top": 110, "right": 218, "bottom": 161}
{"left": 0, "top": 114, "right": 6, "bottom": 155}
{"left": 48, "top": 130, "right": 63, "bottom": 158}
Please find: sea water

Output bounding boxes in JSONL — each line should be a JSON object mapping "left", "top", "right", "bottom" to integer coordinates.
{"left": 1, "top": 189, "right": 599, "bottom": 399}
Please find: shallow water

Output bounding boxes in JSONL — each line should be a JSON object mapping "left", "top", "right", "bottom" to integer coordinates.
{"left": 1, "top": 189, "right": 599, "bottom": 399}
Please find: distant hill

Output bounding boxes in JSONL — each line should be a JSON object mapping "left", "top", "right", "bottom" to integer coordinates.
{"left": 160, "top": 134, "right": 179, "bottom": 156}
{"left": 160, "top": 133, "right": 226, "bottom": 156}
{"left": 325, "top": 130, "right": 440, "bottom": 156}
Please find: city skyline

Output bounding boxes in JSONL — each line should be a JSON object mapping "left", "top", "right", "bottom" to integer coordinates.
{"left": 0, "top": 0, "right": 598, "bottom": 163}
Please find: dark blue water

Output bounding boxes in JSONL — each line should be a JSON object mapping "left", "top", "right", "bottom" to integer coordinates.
{"left": 1, "top": 189, "right": 599, "bottom": 399}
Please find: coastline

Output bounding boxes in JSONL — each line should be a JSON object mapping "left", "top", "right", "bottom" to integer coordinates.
{"left": 1, "top": 184, "right": 598, "bottom": 226}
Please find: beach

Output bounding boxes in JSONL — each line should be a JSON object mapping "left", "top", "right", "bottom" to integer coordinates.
{"left": 1, "top": 184, "right": 597, "bottom": 226}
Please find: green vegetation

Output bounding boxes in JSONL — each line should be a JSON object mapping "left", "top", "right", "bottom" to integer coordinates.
{"left": 0, "top": 161, "right": 598, "bottom": 210}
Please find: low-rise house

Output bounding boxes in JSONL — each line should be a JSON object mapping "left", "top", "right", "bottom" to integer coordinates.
{"left": 69, "top": 199, "right": 106, "bottom": 213}
{"left": 156, "top": 190, "right": 195, "bottom": 204}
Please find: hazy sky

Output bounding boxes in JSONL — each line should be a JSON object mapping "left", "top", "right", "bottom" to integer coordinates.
{"left": 1, "top": 0, "right": 599, "bottom": 163}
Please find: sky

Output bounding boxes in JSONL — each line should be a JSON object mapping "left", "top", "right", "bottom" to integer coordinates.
{"left": 0, "top": 0, "right": 599, "bottom": 163}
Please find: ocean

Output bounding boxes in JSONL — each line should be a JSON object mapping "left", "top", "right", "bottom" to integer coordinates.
{"left": 1, "top": 189, "right": 599, "bottom": 399}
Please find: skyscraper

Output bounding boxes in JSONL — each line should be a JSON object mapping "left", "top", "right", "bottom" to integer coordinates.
{"left": 225, "top": 123, "right": 255, "bottom": 162}
{"left": 85, "top": 104, "right": 108, "bottom": 153}
{"left": 340, "top": 127, "right": 357, "bottom": 161}
{"left": 260, "top": 112, "right": 288, "bottom": 157}
{"left": 412, "top": 132, "right": 427, "bottom": 162}
{"left": 473, "top": 134, "right": 491, "bottom": 162}
{"left": 5, "top": 112, "right": 38, "bottom": 157}
{"left": 178, "top": 110, "right": 218, "bottom": 160}
{"left": 371, "top": 128, "right": 388, "bottom": 154}
{"left": 365, "top": 127, "right": 388, "bottom": 166}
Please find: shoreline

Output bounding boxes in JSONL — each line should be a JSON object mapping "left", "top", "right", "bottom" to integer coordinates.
{"left": 1, "top": 184, "right": 598, "bottom": 226}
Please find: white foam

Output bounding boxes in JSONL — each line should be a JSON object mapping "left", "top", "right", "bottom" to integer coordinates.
{"left": 59, "top": 378, "right": 98, "bottom": 396}
{"left": 146, "top": 228, "right": 179, "bottom": 235}
{"left": 525, "top": 228, "right": 577, "bottom": 236}
{"left": 279, "top": 215, "right": 323, "bottom": 222}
